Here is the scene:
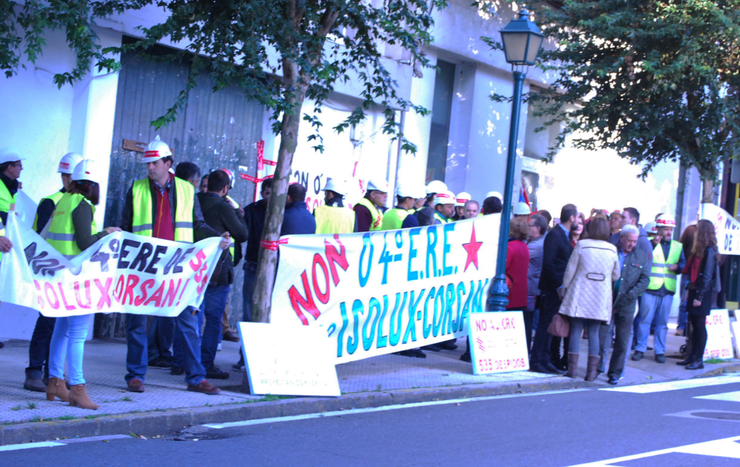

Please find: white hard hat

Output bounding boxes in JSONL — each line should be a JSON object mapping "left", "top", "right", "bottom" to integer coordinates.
{"left": 323, "top": 177, "right": 347, "bottom": 196}
{"left": 58, "top": 153, "right": 83, "bottom": 174}
{"left": 397, "top": 183, "right": 422, "bottom": 198}
{"left": 426, "top": 180, "right": 448, "bottom": 195}
{"left": 433, "top": 190, "right": 456, "bottom": 206}
{"left": 513, "top": 201, "right": 531, "bottom": 216}
{"left": 367, "top": 178, "right": 389, "bottom": 193}
{"left": 655, "top": 213, "right": 676, "bottom": 227}
{"left": 644, "top": 221, "right": 658, "bottom": 235}
{"left": 456, "top": 192, "right": 471, "bottom": 207}
{"left": 72, "top": 159, "right": 99, "bottom": 184}
{"left": 486, "top": 191, "right": 503, "bottom": 201}
{"left": 0, "top": 147, "right": 24, "bottom": 165}
{"left": 221, "top": 169, "right": 235, "bottom": 189}
{"left": 142, "top": 136, "right": 173, "bottom": 163}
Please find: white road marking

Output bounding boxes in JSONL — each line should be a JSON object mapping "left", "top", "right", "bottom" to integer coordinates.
{"left": 0, "top": 441, "right": 65, "bottom": 452}
{"left": 695, "top": 390, "right": 740, "bottom": 402}
{"left": 203, "top": 388, "right": 592, "bottom": 429}
{"left": 599, "top": 375, "right": 740, "bottom": 394}
{"left": 568, "top": 435, "right": 740, "bottom": 466}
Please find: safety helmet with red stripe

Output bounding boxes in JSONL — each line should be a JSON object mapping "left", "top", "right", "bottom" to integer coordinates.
{"left": 426, "top": 180, "right": 447, "bottom": 196}
{"left": 434, "top": 190, "right": 456, "bottom": 206}
{"left": 72, "top": 158, "right": 99, "bottom": 184}
{"left": 142, "top": 136, "right": 173, "bottom": 163}
{"left": 655, "top": 213, "right": 676, "bottom": 228}
{"left": 644, "top": 221, "right": 658, "bottom": 236}
{"left": 58, "top": 153, "right": 83, "bottom": 175}
{"left": 456, "top": 192, "right": 471, "bottom": 207}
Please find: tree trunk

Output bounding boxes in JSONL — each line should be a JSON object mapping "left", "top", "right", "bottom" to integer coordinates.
{"left": 701, "top": 178, "right": 714, "bottom": 204}
{"left": 251, "top": 62, "right": 307, "bottom": 324}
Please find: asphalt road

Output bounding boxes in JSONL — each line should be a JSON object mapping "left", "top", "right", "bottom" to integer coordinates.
{"left": 5, "top": 376, "right": 740, "bottom": 466}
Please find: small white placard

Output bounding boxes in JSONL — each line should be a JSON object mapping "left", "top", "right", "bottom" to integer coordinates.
{"left": 238, "top": 322, "right": 341, "bottom": 397}
{"left": 468, "top": 311, "right": 529, "bottom": 374}
{"left": 704, "top": 309, "right": 733, "bottom": 361}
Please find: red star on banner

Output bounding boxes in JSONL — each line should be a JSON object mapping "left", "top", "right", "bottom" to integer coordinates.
{"left": 462, "top": 225, "right": 484, "bottom": 272}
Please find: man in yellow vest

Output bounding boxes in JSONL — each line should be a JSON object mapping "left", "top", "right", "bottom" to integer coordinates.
{"left": 121, "top": 136, "right": 229, "bottom": 395}
{"left": 453, "top": 192, "right": 470, "bottom": 220}
{"left": 0, "top": 147, "right": 23, "bottom": 233}
{"left": 314, "top": 178, "right": 356, "bottom": 234}
{"left": 354, "top": 178, "right": 388, "bottom": 232}
{"left": 381, "top": 184, "right": 424, "bottom": 230}
{"left": 23, "top": 152, "right": 84, "bottom": 393}
{"left": 433, "top": 189, "right": 456, "bottom": 224}
{"left": 632, "top": 213, "right": 685, "bottom": 363}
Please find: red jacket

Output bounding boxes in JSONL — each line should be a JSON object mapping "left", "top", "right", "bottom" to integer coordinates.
{"left": 506, "top": 239, "right": 530, "bottom": 309}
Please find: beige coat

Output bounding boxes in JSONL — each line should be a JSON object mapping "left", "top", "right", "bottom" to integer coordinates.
{"left": 559, "top": 239, "right": 620, "bottom": 324}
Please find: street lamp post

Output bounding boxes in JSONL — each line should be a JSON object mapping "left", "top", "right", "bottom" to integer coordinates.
{"left": 487, "top": 9, "right": 544, "bottom": 312}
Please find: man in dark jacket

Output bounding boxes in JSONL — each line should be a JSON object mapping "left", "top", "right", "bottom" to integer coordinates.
{"left": 191, "top": 170, "right": 247, "bottom": 379}
{"left": 282, "top": 183, "right": 316, "bottom": 235}
{"left": 600, "top": 225, "right": 651, "bottom": 385}
{"left": 530, "top": 203, "right": 577, "bottom": 374}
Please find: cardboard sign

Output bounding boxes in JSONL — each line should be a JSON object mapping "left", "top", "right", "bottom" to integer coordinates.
{"left": 239, "top": 322, "right": 340, "bottom": 397}
{"left": 468, "top": 311, "right": 529, "bottom": 375}
{"left": 704, "top": 309, "right": 733, "bottom": 361}
{"left": 271, "top": 215, "right": 498, "bottom": 364}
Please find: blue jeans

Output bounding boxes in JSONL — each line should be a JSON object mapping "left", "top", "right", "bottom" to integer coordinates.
{"left": 49, "top": 315, "right": 90, "bottom": 385}
{"left": 635, "top": 292, "right": 674, "bottom": 354}
{"left": 568, "top": 317, "right": 600, "bottom": 356}
{"left": 242, "top": 261, "right": 258, "bottom": 323}
{"left": 147, "top": 316, "right": 174, "bottom": 361}
{"left": 172, "top": 306, "right": 203, "bottom": 369}
{"left": 677, "top": 275, "right": 689, "bottom": 330}
{"left": 26, "top": 314, "right": 56, "bottom": 379}
{"left": 201, "top": 284, "right": 230, "bottom": 370}
{"left": 126, "top": 309, "right": 206, "bottom": 386}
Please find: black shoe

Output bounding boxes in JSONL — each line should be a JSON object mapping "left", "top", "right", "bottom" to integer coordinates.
{"left": 411, "top": 349, "right": 427, "bottom": 358}
{"left": 546, "top": 361, "right": 566, "bottom": 374}
{"left": 206, "top": 365, "right": 230, "bottom": 379}
{"left": 149, "top": 356, "right": 172, "bottom": 368}
{"left": 607, "top": 375, "right": 619, "bottom": 385}
{"left": 677, "top": 358, "right": 694, "bottom": 366}
{"left": 170, "top": 366, "right": 184, "bottom": 376}
{"left": 631, "top": 351, "right": 644, "bottom": 361}
{"left": 0, "top": 341, "right": 4, "bottom": 349}
{"left": 395, "top": 349, "right": 423, "bottom": 358}
{"left": 655, "top": 354, "right": 666, "bottom": 364}
{"left": 459, "top": 352, "right": 471, "bottom": 363}
{"left": 438, "top": 342, "right": 458, "bottom": 351}
{"left": 422, "top": 344, "right": 442, "bottom": 352}
{"left": 23, "top": 377, "right": 46, "bottom": 392}
{"left": 551, "top": 360, "right": 567, "bottom": 372}
{"left": 529, "top": 363, "right": 552, "bottom": 374}
{"left": 686, "top": 361, "right": 704, "bottom": 370}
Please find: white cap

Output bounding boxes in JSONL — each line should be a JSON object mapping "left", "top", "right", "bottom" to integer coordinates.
{"left": 142, "top": 136, "right": 173, "bottom": 163}
{"left": 426, "top": 180, "right": 447, "bottom": 195}
{"left": 397, "top": 183, "right": 425, "bottom": 199}
{"left": 456, "top": 192, "right": 471, "bottom": 207}
{"left": 644, "top": 221, "right": 658, "bottom": 235}
{"left": 367, "top": 178, "right": 389, "bottom": 193}
{"left": 58, "top": 153, "right": 83, "bottom": 174}
{"left": 655, "top": 213, "right": 676, "bottom": 227}
{"left": 72, "top": 159, "right": 99, "bottom": 184}
{"left": 0, "top": 147, "right": 24, "bottom": 165}
{"left": 323, "top": 177, "right": 347, "bottom": 196}
{"left": 513, "top": 201, "right": 531, "bottom": 216}
{"left": 433, "top": 190, "right": 456, "bottom": 206}
{"left": 486, "top": 191, "right": 503, "bottom": 201}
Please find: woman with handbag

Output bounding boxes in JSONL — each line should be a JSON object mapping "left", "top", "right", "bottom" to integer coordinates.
{"left": 679, "top": 219, "right": 718, "bottom": 370}
{"left": 558, "top": 217, "right": 620, "bottom": 381}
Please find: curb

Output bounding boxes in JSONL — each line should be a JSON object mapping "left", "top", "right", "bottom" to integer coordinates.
{"left": 699, "top": 363, "right": 740, "bottom": 378}
{"left": 0, "top": 377, "right": 592, "bottom": 446}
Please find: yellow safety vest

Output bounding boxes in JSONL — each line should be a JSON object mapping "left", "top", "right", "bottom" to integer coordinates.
{"left": 32, "top": 191, "right": 65, "bottom": 232}
{"left": 131, "top": 178, "right": 194, "bottom": 242}
{"left": 380, "top": 208, "right": 412, "bottom": 231}
{"left": 0, "top": 181, "right": 18, "bottom": 262}
{"left": 434, "top": 211, "right": 450, "bottom": 224}
{"left": 314, "top": 205, "right": 355, "bottom": 234}
{"left": 356, "top": 197, "right": 383, "bottom": 231}
{"left": 47, "top": 193, "right": 97, "bottom": 259}
{"left": 648, "top": 240, "right": 683, "bottom": 292}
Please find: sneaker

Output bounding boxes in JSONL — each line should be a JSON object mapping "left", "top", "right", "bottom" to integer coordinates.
{"left": 205, "top": 365, "right": 230, "bottom": 380}
{"left": 655, "top": 354, "right": 666, "bottom": 364}
{"left": 232, "top": 362, "right": 245, "bottom": 371}
{"left": 187, "top": 380, "right": 221, "bottom": 395}
{"left": 631, "top": 351, "right": 644, "bottom": 361}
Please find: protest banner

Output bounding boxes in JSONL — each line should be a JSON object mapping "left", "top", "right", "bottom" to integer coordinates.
{"left": 700, "top": 203, "right": 740, "bottom": 255}
{"left": 271, "top": 215, "right": 499, "bottom": 364}
{"left": 239, "top": 322, "right": 340, "bottom": 397}
{"left": 0, "top": 206, "right": 222, "bottom": 318}
{"left": 468, "top": 311, "right": 529, "bottom": 374}
{"left": 704, "top": 309, "right": 733, "bottom": 361}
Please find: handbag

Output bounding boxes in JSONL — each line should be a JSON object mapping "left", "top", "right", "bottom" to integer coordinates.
{"left": 548, "top": 313, "right": 570, "bottom": 338}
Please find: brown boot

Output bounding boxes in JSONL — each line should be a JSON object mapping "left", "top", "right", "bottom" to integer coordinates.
{"left": 565, "top": 353, "right": 579, "bottom": 378}
{"left": 585, "top": 356, "right": 600, "bottom": 382}
{"left": 46, "top": 377, "right": 69, "bottom": 402}
{"left": 68, "top": 384, "right": 99, "bottom": 410}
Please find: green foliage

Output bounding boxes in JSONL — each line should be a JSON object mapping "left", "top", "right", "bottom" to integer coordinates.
{"left": 480, "top": 0, "right": 740, "bottom": 180}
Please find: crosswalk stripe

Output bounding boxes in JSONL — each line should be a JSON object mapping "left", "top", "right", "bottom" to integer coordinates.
{"left": 0, "top": 441, "right": 64, "bottom": 452}
{"left": 695, "top": 390, "right": 740, "bottom": 402}
{"left": 599, "top": 375, "right": 740, "bottom": 394}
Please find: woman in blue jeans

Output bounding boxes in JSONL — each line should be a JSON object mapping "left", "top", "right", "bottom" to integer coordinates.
{"left": 45, "top": 159, "right": 120, "bottom": 409}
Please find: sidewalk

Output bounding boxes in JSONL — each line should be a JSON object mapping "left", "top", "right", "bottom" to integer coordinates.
{"left": 0, "top": 323, "right": 737, "bottom": 444}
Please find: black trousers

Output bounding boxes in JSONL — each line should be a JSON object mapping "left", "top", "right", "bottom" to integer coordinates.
{"left": 603, "top": 305, "right": 636, "bottom": 379}
{"left": 531, "top": 289, "right": 561, "bottom": 366}
{"left": 25, "top": 314, "right": 56, "bottom": 379}
{"left": 689, "top": 313, "right": 708, "bottom": 361}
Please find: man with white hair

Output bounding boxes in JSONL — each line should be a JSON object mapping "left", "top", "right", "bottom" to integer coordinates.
{"left": 600, "top": 224, "right": 652, "bottom": 385}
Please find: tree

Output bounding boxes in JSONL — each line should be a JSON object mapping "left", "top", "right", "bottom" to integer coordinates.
{"left": 2, "top": 0, "right": 446, "bottom": 321}
{"left": 482, "top": 1, "right": 740, "bottom": 203}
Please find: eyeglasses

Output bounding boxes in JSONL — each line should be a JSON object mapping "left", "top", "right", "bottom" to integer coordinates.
{"left": 11, "top": 162, "right": 22, "bottom": 168}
